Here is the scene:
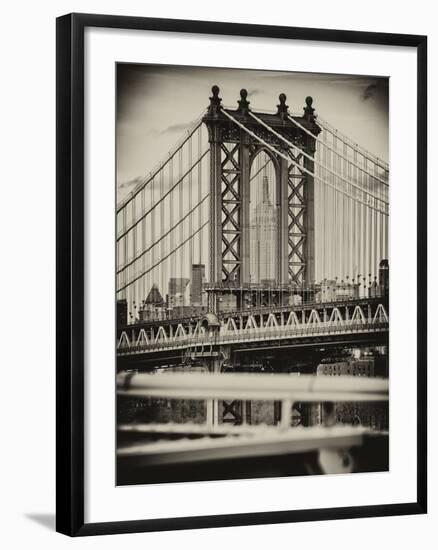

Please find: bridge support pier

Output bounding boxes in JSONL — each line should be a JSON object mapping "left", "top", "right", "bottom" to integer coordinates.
{"left": 202, "top": 346, "right": 231, "bottom": 428}
{"left": 205, "top": 353, "right": 223, "bottom": 429}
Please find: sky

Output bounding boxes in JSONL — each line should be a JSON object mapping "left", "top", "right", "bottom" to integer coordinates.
{"left": 116, "top": 64, "right": 389, "bottom": 200}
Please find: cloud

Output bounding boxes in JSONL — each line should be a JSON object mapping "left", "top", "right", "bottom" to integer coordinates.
{"left": 118, "top": 174, "right": 180, "bottom": 194}
{"left": 329, "top": 77, "right": 373, "bottom": 87}
{"left": 160, "top": 120, "right": 196, "bottom": 134}
{"left": 362, "top": 82, "right": 378, "bottom": 101}
{"left": 247, "top": 88, "right": 261, "bottom": 97}
{"left": 118, "top": 176, "right": 143, "bottom": 189}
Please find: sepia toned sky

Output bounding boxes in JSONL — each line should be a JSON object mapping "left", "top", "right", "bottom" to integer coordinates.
{"left": 117, "top": 64, "right": 389, "bottom": 200}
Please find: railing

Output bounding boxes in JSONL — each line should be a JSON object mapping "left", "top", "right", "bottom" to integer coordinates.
{"left": 117, "top": 372, "right": 389, "bottom": 472}
{"left": 123, "top": 295, "right": 388, "bottom": 327}
{"left": 118, "top": 371, "right": 388, "bottom": 405}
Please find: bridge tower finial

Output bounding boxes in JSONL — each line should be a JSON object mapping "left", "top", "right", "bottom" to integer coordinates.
{"left": 238, "top": 88, "right": 250, "bottom": 116}
{"left": 304, "top": 96, "right": 315, "bottom": 122}
{"left": 208, "top": 85, "right": 222, "bottom": 117}
{"left": 277, "top": 93, "right": 289, "bottom": 121}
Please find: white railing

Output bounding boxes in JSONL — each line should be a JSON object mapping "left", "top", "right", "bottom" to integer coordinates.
{"left": 117, "top": 372, "right": 388, "bottom": 467}
{"left": 118, "top": 371, "right": 388, "bottom": 403}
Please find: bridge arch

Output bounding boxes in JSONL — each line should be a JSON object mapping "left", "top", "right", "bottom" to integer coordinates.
{"left": 249, "top": 144, "right": 281, "bottom": 174}
{"left": 249, "top": 149, "right": 280, "bottom": 284}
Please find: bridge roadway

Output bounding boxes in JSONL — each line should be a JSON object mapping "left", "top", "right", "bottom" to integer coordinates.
{"left": 117, "top": 297, "right": 389, "bottom": 365}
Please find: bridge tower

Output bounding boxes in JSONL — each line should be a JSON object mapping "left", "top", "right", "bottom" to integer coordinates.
{"left": 202, "top": 86, "right": 321, "bottom": 313}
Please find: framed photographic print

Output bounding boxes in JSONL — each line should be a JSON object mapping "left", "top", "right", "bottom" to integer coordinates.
{"left": 56, "top": 13, "right": 427, "bottom": 536}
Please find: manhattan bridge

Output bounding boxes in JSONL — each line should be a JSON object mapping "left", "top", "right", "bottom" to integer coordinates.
{"left": 116, "top": 86, "right": 389, "bottom": 482}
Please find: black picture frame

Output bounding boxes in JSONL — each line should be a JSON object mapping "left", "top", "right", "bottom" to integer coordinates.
{"left": 56, "top": 12, "right": 427, "bottom": 537}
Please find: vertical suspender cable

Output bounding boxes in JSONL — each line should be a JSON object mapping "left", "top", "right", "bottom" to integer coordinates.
{"left": 179, "top": 146, "right": 183, "bottom": 286}
{"left": 384, "top": 170, "right": 388, "bottom": 261}
{"left": 328, "top": 139, "right": 333, "bottom": 280}
{"left": 354, "top": 153, "right": 358, "bottom": 284}
{"left": 370, "top": 162, "right": 375, "bottom": 281}
{"left": 345, "top": 142, "right": 351, "bottom": 280}
{"left": 141, "top": 188, "right": 146, "bottom": 307}
{"left": 198, "top": 126, "right": 203, "bottom": 266}
{"left": 342, "top": 146, "right": 346, "bottom": 279}
{"left": 320, "top": 138, "right": 325, "bottom": 283}
{"left": 150, "top": 177, "right": 155, "bottom": 309}
{"left": 170, "top": 156, "right": 174, "bottom": 291}
{"left": 160, "top": 166, "right": 165, "bottom": 308}
{"left": 370, "top": 163, "right": 374, "bottom": 292}
{"left": 365, "top": 157, "right": 370, "bottom": 282}
{"left": 325, "top": 138, "right": 329, "bottom": 280}
{"left": 333, "top": 139, "right": 337, "bottom": 281}
{"left": 374, "top": 163, "right": 378, "bottom": 277}
{"left": 123, "top": 207, "right": 127, "bottom": 303}
{"left": 189, "top": 132, "right": 194, "bottom": 301}
{"left": 335, "top": 137, "right": 341, "bottom": 280}
{"left": 131, "top": 199, "right": 136, "bottom": 310}
{"left": 379, "top": 175, "right": 384, "bottom": 264}
{"left": 359, "top": 163, "right": 363, "bottom": 288}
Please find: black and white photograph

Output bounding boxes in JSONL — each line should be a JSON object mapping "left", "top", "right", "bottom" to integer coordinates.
{"left": 0, "top": 1, "right": 432, "bottom": 545}
{"left": 115, "top": 64, "right": 390, "bottom": 485}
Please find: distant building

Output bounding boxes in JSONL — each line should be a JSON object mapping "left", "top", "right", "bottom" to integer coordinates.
{"left": 318, "top": 279, "right": 359, "bottom": 302}
{"left": 368, "top": 259, "right": 389, "bottom": 298}
{"left": 139, "top": 283, "right": 165, "bottom": 321}
{"left": 368, "top": 279, "right": 380, "bottom": 298}
{"left": 336, "top": 282, "right": 359, "bottom": 300}
{"left": 289, "top": 293, "right": 302, "bottom": 306}
{"left": 317, "top": 359, "right": 350, "bottom": 376}
{"left": 317, "top": 355, "right": 377, "bottom": 377}
{"left": 219, "top": 293, "right": 237, "bottom": 312}
{"left": 191, "top": 264, "right": 206, "bottom": 306}
{"left": 317, "top": 352, "right": 388, "bottom": 430}
{"left": 117, "top": 299, "right": 127, "bottom": 328}
{"left": 250, "top": 175, "right": 277, "bottom": 283}
{"left": 379, "top": 259, "right": 389, "bottom": 294}
{"left": 319, "top": 280, "right": 337, "bottom": 302}
{"left": 354, "top": 358, "right": 376, "bottom": 377}
{"left": 168, "top": 278, "right": 190, "bottom": 308}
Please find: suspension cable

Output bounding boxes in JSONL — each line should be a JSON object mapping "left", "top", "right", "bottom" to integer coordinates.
{"left": 248, "top": 111, "right": 388, "bottom": 205}
{"left": 117, "top": 149, "right": 209, "bottom": 242}
{"left": 221, "top": 109, "right": 388, "bottom": 217}
{"left": 117, "top": 221, "right": 209, "bottom": 295}
{"left": 285, "top": 114, "right": 389, "bottom": 186}
{"left": 317, "top": 115, "right": 389, "bottom": 172}
{"left": 117, "top": 118, "right": 204, "bottom": 213}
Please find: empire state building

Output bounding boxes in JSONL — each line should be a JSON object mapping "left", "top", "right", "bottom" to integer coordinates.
{"left": 250, "top": 175, "right": 277, "bottom": 284}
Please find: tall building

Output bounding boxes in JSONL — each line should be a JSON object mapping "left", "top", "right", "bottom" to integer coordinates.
{"left": 379, "top": 259, "right": 389, "bottom": 295}
{"left": 168, "top": 277, "right": 190, "bottom": 308}
{"left": 117, "top": 299, "right": 127, "bottom": 328}
{"left": 250, "top": 175, "right": 277, "bottom": 284}
{"left": 191, "top": 264, "right": 205, "bottom": 305}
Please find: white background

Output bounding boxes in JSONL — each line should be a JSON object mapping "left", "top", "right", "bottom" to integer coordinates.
{"left": 0, "top": 0, "right": 434, "bottom": 548}
{"left": 85, "top": 27, "right": 417, "bottom": 523}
